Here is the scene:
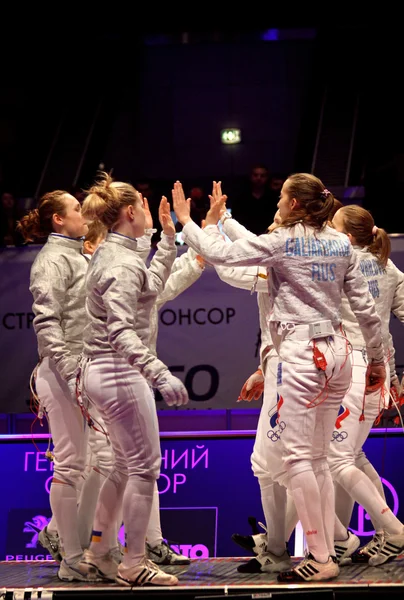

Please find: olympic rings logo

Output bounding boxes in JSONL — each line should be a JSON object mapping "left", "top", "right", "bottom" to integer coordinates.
{"left": 267, "top": 421, "right": 286, "bottom": 442}
{"left": 331, "top": 430, "right": 348, "bottom": 442}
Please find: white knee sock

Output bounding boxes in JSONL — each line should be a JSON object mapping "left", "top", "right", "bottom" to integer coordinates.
{"left": 50, "top": 482, "right": 82, "bottom": 563}
{"left": 287, "top": 463, "right": 329, "bottom": 563}
{"left": 77, "top": 468, "right": 104, "bottom": 550}
{"left": 110, "top": 504, "right": 123, "bottom": 551}
{"left": 334, "top": 481, "right": 355, "bottom": 529}
{"left": 334, "top": 515, "right": 349, "bottom": 541}
{"left": 285, "top": 492, "right": 299, "bottom": 541}
{"left": 337, "top": 465, "right": 403, "bottom": 535}
{"left": 146, "top": 483, "right": 163, "bottom": 547}
{"left": 89, "top": 470, "right": 127, "bottom": 557}
{"left": 47, "top": 515, "right": 58, "bottom": 535}
{"left": 313, "top": 460, "right": 335, "bottom": 557}
{"left": 359, "top": 461, "right": 386, "bottom": 501}
{"left": 121, "top": 477, "right": 155, "bottom": 567}
{"left": 259, "top": 478, "right": 287, "bottom": 556}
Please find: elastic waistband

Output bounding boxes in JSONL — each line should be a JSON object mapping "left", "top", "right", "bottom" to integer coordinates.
{"left": 274, "top": 320, "right": 340, "bottom": 341}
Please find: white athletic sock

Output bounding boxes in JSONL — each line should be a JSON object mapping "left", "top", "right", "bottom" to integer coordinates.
{"left": 287, "top": 464, "right": 329, "bottom": 563}
{"left": 259, "top": 478, "right": 288, "bottom": 556}
{"left": 50, "top": 482, "right": 82, "bottom": 563}
{"left": 285, "top": 491, "right": 299, "bottom": 541}
{"left": 110, "top": 504, "right": 123, "bottom": 552}
{"left": 338, "top": 465, "right": 403, "bottom": 536}
{"left": 359, "top": 461, "right": 386, "bottom": 502}
{"left": 89, "top": 470, "right": 127, "bottom": 557}
{"left": 121, "top": 478, "right": 154, "bottom": 567}
{"left": 334, "top": 481, "right": 355, "bottom": 529}
{"left": 313, "top": 460, "right": 335, "bottom": 556}
{"left": 77, "top": 467, "right": 104, "bottom": 550}
{"left": 47, "top": 515, "right": 58, "bottom": 535}
{"left": 146, "top": 483, "right": 163, "bottom": 547}
{"left": 334, "top": 515, "right": 349, "bottom": 541}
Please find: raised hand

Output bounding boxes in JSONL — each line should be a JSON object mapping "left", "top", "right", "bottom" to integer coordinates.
{"left": 172, "top": 181, "right": 191, "bottom": 225}
{"left": 158, "top": 196, "right": 176, "bottom": 236}
{"left": 206, "top": 180, "right": 227, "bottom": 226}
{"left": 140, "top": 194, "right": 153, "bottom": 230}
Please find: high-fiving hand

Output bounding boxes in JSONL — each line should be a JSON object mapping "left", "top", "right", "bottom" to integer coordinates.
{"left": 206, "top": 181, "right": 227, "bottom": 226}
{"left": 139, "top": 194, "right": 153, "bottom": 230}
{"left": 158, "top": 196, "right": 176, "bottom": 236}
{"left": 172, "top": 181, "right": 191, "bottom": 226}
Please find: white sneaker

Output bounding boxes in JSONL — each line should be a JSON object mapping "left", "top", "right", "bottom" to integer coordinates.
{"left": 334, "top": 531, "right": 361, "bottom": 565}
{"left": 116, "top": 559, "right": 179, "bottom": 586}
{"left": 146, "top": 540, "right": 190, "bottom": 565}
{"left": 58, "top": 557, "right": 103, "bottom": 582}
{"left": 278, "top": 553, "right": 340, "bottom": 582}
{"left": 232, "top": 522, "right": 268, "bottom": 555}
{"left": 368, "top": 531, "right": 404, "bottom": 566}
{"left": 38, "top": 526, "right": 63, "bottom": 562}
{"left": 351, "top": 533, "right": 383, "bottom": 563}
{"left": 81, "top": 549, "right": 119, "bottom": 580}
{"left": 238, "top": 548, "right": 292, "bottom": 573}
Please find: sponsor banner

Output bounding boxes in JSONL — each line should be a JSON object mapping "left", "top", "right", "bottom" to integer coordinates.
{"left": 0, "top": 433, "right": 403, "bottom": 559}
{"left": 2, "top": 242, "right": 404, "bottom": 412}
{"left": 0, "top": 246, "right": 260, "bottom": 412}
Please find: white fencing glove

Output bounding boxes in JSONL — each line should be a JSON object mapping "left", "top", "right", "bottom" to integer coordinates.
{"left": 238, "top": 368, "right": 264, "bottom": 402}
{"left": 155, "top": 372, "right": 189, "bottom": 407}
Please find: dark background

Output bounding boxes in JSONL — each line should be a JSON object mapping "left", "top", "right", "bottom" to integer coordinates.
{"left": 1, "top": 17, "right": 404, "bottom": 233}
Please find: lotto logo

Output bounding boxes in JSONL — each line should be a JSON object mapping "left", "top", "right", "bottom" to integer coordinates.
{"left": 170, "top": 544, "right": 209, "bottom": 558}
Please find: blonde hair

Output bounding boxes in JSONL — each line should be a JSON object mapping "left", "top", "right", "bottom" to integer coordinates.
{"left": 17, "top": 190, "right": 68, "bottom": 242}
{"left": 82, "top": 172, "right": 141, "bottom": 229}
{"left": 338, "top": 205, "right": 390, "bottom": 268}
{"left": 84, "top": 219, "right": 107, "bottom": 245}
{"left": 281, "top": 173, "right": 335, "bottom": 230}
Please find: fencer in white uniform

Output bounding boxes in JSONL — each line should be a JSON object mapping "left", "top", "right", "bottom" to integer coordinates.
{"left": 18, "top": 191, "right": 102, "bottom": 582}
{"left": 78, "top": 174, "right": 188, "bottom": 587}
{"left": 79, "top": 220, "right": 203, "bottom": 566}
{"left": 173, "top": 175, "right": 385, "bottom": 583}
{"left": 212, "top": 212, "right": 297, "bottom": 573}
{"left": 328, "top": 205, "right": 404, "bottom": 566}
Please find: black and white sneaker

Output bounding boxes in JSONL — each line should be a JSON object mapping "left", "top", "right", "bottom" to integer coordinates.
{"left": 351, "top": 533, "right": 383, "bottom": 563}
{"left": 368, "top": 531, "right": 404, "bottom": 566}
{"left": 146, "top": 540, "right": 190, "bottom": 565}
{"left": 238, "top": 548, "right": 292, "bottom": 573}
{"left": 232, "top": 521, "right": 268, "bottom": 555}
{"left": 334, "top": 531, "right": 361, "bottom": 565}
{"left": 277, "top": 553, "right": 340, "bottom": 582}
{"left": 116, "top": 559, "right": 178, "bottom": 586}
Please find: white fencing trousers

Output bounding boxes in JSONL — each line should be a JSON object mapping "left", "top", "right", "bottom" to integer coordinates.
{"left": 78, "top": 404, "right": 163, "bottom": 550}
{"left": 327, "top": 349, "right": 399, "bottom": 534}
{"left": 83, "top": 355, "right": 161, "bottom": 567}
{"left": 77, "top": 405, "right": 115, "bottom": 550}
{"left": 251, "top": 351, "right": 297, "bottom": 555}
{"left": 274, "top": 325, "right": 352, "bottom": 562}
{"left": 35, "top": 357, "right": 88, "bottom": 561}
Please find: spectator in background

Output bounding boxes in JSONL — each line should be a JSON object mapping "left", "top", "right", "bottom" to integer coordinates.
{"left": 0, "top": 190, "right": 25, "bottom": 246}
{"left": 230, "top": 165, "right": 279, "bottom": 235}
{"left": 189, "top": 185, "right": 209, "bottom": 226}
{"left": 269, "top": 173, "right": 286, "bottom": 197}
